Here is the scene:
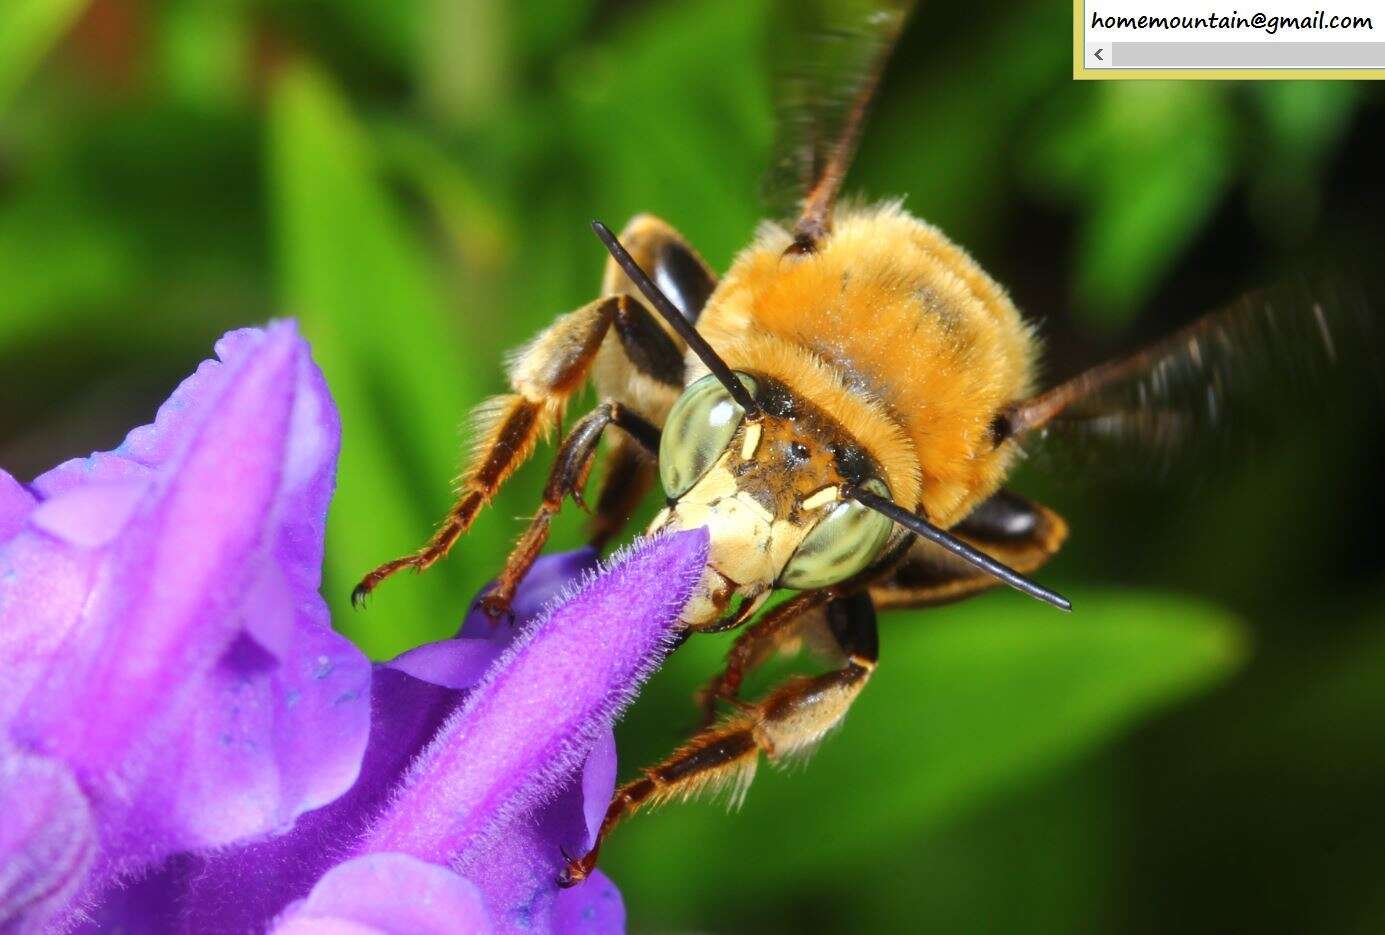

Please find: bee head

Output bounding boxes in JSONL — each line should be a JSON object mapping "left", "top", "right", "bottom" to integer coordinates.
{"left": 649, "top": 374, "right": 896, "bottom": 628}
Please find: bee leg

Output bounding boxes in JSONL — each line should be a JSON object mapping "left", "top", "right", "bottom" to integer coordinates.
{"left": 559, "top": 592, "right": 878, "bottom": 888}
{"left": 478, "top": 401, "right": 660, "bottom": 619}
{"left": 587, "top": 436, "right": 654, "bottom": 550}
{"left": 695, "top": 589, "right": 834, "bottom": 727}
{"left": 352, "top": 295, "right": 627, "bottom": 606}
{"left": 584, "top": 282, "right": 691, "bottom": 548}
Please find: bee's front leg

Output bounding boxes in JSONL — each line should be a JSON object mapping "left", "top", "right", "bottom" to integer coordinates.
{"left": 478, "top": 401, "right": 660, "bottom": 619}
{"left": 351, "top": 295, "right": 626, "bottom": 606}
{"left": 559, "top": 591, "right": 878, "bottom": 888}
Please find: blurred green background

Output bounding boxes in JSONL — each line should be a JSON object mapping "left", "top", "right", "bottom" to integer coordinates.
{"left": 2, "top": 0, "right": 1383, "bottom": 931}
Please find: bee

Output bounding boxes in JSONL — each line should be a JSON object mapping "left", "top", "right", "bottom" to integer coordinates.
{"left": 351, "top": 0, "right": 1376, "bottom": 885}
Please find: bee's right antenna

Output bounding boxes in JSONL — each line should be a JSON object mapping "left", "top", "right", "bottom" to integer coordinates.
{"left": 848, "top": 486, "right": 1072, "bottom": 612}
{"left": 591, "top": 220, "right": 762, "bottom": 420}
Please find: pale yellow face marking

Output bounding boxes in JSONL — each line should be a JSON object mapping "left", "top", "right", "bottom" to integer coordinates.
{"left": 740, "top": 421, "right": 762, "bottom": 460}
{"left": 648, "top": 452, "right": 815, "bottom": 629}
{"left": 800, "top": 485, "right": 839, "bottom": 511}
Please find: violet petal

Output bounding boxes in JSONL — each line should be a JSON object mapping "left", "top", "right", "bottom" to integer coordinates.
{"left": 459, "top": 729, "right": 622, "bottom": 933}
{"left": 393, "top": 548, "right": 602, "bottom": 691}
{"left": 78, "top": 536, "right": 701, "bottom": 934}
{"left": 0, "top": 748, "right": 95, "bottom": 930}
{"left": 0, "top": 470, "right": 35, "bottom": 544}
{"left": 0, "top": 323, "right": 370, "bottom": 917}
{"left": 272, "top": 854, "right": 492, "bottom": 935}
{"left": 457, "top": 547, "right": 601, "bottom": 639}
{"left": 580, "top": 730, "right": 619, "bottom": 848}
{"left": 552, "top": 870, "right": 625, "bottom": 935}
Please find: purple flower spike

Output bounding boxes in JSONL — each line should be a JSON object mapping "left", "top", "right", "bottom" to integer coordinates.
{"left": 0, "top": 324, "right": 371, "bottom": 924}
{"left": 359, "top": 531, "right": 707, "bottom": 868}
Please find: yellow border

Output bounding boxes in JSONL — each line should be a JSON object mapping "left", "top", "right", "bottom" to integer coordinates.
{"left": 1073, "top": 0, "right": 1385, "bottom": 79}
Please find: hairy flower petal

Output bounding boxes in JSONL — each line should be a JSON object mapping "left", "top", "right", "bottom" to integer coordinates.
{"left": 460, "top": 730, "right": 624, "bottom": 933}
{"left": 359, "top": 530, "right": 708, "bottom": 866}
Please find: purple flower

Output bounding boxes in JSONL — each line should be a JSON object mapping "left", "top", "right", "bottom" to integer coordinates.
{"left": 86, "top": 539, "right": 706, "bottom": 933}
{"left": 0, "top": 321, "right": 709, "bottom": 934}
{"left": 0, "top": 323, "right": 371, "bottom": 929}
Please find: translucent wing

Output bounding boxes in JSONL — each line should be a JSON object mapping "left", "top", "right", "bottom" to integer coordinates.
{"left": 763, "top": 0, "right": 916, "bottom": 239}
{"left": 1004, "top": 276, "right": 1383, "bottom": 482}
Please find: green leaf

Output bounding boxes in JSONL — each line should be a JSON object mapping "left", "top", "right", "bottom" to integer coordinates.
{"left": 269, "top": 63, "right": 491, "bottom": 657}
{"left": 1025, "top": 83, "right": 1234, "bottom": 326}
{"left": 0, "top": 0, "right": 88, "bottom": 112}
{"left": 1247, "top": 82, "right": 1361, "bottom": 244}
{"left": 0, "top": 188, "right": 137, "bottom": 348}
{"left": 156, "top": 0, "right": 248, "bottom": 113}
{"left": 562, "top": 0, "right": 772, "bottom": 265}
{"left": 607, "top": 589, "right": 1244, "bottom": 927}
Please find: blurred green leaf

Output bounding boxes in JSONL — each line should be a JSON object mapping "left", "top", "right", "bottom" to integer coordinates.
{"left": 862, "top": 0, "right": 1069, "bottom": 248}
{"left": 510, "top": 0, "right": 595, "bottom": 64}
{"left": 420, "top": 0, "right": 513, "bottom": 125}
{"left": 608, "top": 589, "right": 1244, "bottom": 926}
{"left": 375, "top": 123, "right": 516, "bottom": 270}
{"left": 1026, "top": 83, "right": 1234, "bottom": 326}
{"left": 562, "top": 0, "right": 772, "bottom": 262}
{"left": 156, "top": 0, "right": 248, "bottom": 113}
{"left": 269, "top": 63, "right": 487, "bottom": 656}
{"left": 0, "top": 188, "right": 137, "bottom": 347}
{"left": 0, "top": 0, "right": 88, "bottom": 112}
{"left": 1247, "top": 82, "right": 1360, "bottom": 245}
{"left": 282, "top": 0, "right": 420, "bottom": 70}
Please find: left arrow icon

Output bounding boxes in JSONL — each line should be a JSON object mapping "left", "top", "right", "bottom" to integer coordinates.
{"left": 1094, "top": 47, "right": 1105, "bottom": 61}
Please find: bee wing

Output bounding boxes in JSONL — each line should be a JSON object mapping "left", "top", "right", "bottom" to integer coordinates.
{"left": 763, "top": 0, "right": 917, "bottom": 238}
{"left": 1006, "top": 276, "right": 1383, "bottom": 483}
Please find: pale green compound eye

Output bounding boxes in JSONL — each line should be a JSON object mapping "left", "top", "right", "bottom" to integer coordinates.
{"left": 659, "top": 372, "right": 757, "bottom": 497}
{"left": 780, "top": 478, "right": 894, "bottom": 590}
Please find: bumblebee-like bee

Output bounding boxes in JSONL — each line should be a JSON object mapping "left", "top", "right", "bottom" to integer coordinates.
{"left": 352, "top": 0, "right": 1373, "bottom": 883}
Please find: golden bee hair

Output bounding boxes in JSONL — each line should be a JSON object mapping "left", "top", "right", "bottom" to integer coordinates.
{"left": 695, "top": 200, "right": 1040, "bottom": 528}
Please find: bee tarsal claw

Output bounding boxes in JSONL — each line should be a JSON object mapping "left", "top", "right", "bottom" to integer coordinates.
{"left": 556, "top": 853, "right": 591, "bottom": 889}
{"left": 478, "top": 591, "right": 514, "bottom": 623}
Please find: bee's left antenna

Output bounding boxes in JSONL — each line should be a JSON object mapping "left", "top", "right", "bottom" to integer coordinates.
{"left": 848, "top": 486, "right": 1072, "bottom": 612}
{"left": 591, "top": 220, "right": 761, "bottom": 420}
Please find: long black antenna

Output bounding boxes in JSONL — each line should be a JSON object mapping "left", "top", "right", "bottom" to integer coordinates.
{"left": 592, "top": 220, "right": 761, "bottom": 419}
{"left": 849, "top": 486, "right": 1072, "bottom": 612}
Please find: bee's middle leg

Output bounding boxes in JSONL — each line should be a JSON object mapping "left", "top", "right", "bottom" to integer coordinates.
{"left": 560, "top": 591, "right": 879, "bottom": 887}
{"left": 479, "top": 401, "right": 660, "bottom": 618}
{"left": 695, "top": 589, "right": 834, "bottom": 726}
{"left": 351, "top": 295, "right": 627, "bottom": 605}
{"left": 587, "top": 436, "right": 655, "bottom": 551}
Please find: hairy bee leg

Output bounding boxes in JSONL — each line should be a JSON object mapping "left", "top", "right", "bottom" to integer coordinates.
{"left": 587, "top": 437, "right": 654, "bottom": 551}
{"left": 695, "top": 589, "right": 833, "bottom": 726}
{"left": 560, "top": 592, "right": 878, "bottom": 888}
{"left": 479, "top": 402, "right": 661, "bottom": 618}
{"left": 581, "top": 276, "right": 689, "bottom": 549}
{"left": 352, "top": 295, "right": 625, "bottom": 606}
